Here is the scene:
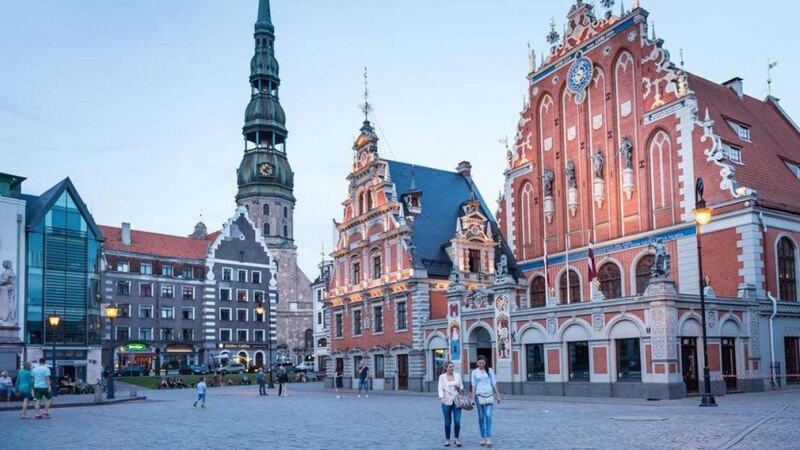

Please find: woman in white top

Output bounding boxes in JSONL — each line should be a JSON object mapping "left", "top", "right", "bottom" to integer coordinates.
{"left": 438, "top": 360, "right": 464, "bottom": 447}
{"left": 470, "top": 355, "right": 501, "bottom": 447}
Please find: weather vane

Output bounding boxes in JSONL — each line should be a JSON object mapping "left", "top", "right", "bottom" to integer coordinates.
{"left": 359, "top": 66, "right": 372, "bottom": 120}
{"left": 768, "top": 59, "right": 779, "bottom": 96}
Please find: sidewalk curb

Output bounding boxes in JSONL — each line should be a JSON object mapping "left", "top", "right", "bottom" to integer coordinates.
{"left": 0, "top": 396, "right": 147, "bottom": 412}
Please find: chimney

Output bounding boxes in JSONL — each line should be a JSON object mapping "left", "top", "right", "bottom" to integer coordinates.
{"left": 121, "top": 222, "right": 131, "bottom": 245}
{"left": 456, "top": 161, "right": 472, "bottom": 177}
{"left": 723, "top": 77, "right": 744, "bottom": 99}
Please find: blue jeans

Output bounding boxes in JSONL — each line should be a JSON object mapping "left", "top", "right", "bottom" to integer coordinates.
{"left": 475, "top": 399, "right": 494, "bottom": 438}
{"left": 196, "top": 393, "right": 205, "bottom": 405}
{"left": 441, "top": 403, "right": 461, "bottom": 439}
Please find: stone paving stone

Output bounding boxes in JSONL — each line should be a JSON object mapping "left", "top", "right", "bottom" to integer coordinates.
{"left": 1, "top": 383, "right": 798, "bottom": 449}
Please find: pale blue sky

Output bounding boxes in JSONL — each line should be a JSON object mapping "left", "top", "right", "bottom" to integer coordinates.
{"left": 2, "top": 0, "right": 797, "bottom": 276}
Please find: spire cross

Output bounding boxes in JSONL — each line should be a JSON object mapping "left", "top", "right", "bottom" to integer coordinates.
{"left": 359, "top": 66, "right": 373, "bottom": 120}
{"left": 768, "top": 59, "right": 778, "bottom": 95}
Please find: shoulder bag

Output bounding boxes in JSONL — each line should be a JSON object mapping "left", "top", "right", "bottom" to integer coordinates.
{"left": 454, "top": 388, "right": 473, "bottom": 410}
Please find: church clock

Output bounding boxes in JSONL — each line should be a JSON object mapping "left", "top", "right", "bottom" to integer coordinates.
{"left": 258, "top": 163, "right": 274, "bottom": 177}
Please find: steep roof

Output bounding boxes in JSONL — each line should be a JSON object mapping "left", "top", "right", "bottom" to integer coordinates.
{"left": 385, "top": 160, "right": 519, "bottom": 279}
{"left": 689, "top": 73, "right": 800, "bottom": 213}
{"left": 99, "top": 225, "right": 217, "bottom": 260}
{"left": 21, "top": 177, "right": 104, "bottom": 240}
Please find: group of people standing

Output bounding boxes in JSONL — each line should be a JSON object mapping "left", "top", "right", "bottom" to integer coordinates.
{"left": 12, "top": 358, "right": 57, "bottom": 419}
{"left": 437, "top": 356, "right": 502, "bottom": 448}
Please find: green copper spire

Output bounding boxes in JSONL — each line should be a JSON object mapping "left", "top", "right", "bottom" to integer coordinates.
{"left": 237, "top": 0, "right": 294, "bottom": 204}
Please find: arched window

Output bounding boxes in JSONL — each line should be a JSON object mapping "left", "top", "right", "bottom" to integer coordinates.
{"left": 283, "top": 225, "right": 288, "bottom": 237}
{"left": 598, "top": 263, "right": 622, "bottom": 299}
{"left": 263, "top": 204, "right": 270, "bottom": 216}
{"left": 263, "top": 223, "right": 270, "bottom": 236}
{"left": 366, "top": 190, "right": 373, "bottom": 211}
{"left": 304, "top": 329, "right": 314, "bottom": 352}
{"left": 636, "top": 255, "right": 655, "bottom": 294}
{"left": 357, "top": 192, "right": 365, "bottom": 215}
{"left": 283, "top": 206, "right": 288, "bottom": 218}
{"left": 529, "top": 276, "right": 546, "bottom": 307}
{"left": 778, "top": 237, "right": 797, "bottom": 301}
{"left": 519, "top": 183, "right": 534, "bottom": 249}
{"left": 559, "top": 269, "right": 581, "bottom": 304}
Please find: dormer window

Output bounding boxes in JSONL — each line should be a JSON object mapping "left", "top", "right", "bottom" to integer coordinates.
{"left": 468, "top": 249, "right": 481, "bottom": 273}
{"left": 737, "top": 125, "right": 750, "bottom": 141}
{"left": 785, "top": 161, "right": 800, "bottom": 179}
{"left": 726, "top": 145, "right": 742, "bottom": 163}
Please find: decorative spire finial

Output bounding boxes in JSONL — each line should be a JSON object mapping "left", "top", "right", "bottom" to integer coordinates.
{"left": 651, "top": 21, "right": 657, "bottom": 40}
{"left": 546, "top": 18, "right": 560, "bottom": 45}
{"left": 528, "top": 42, "right": 536, "bottom": 72}
{"left": 359, "top": 66, "right": 372, "bottom": 121}
{"left": 768, "top": 59, "right": 779, "bottom": 96}
{"left": 620, "top": 1, "right": 625, "bottom": 16}
{"left": 680, "top": 48, "right": 685, "bottom": 69}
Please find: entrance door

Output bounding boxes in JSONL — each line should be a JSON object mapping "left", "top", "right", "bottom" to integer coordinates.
{"left": 721, "top": 338, "right": 737, "bottom": 391}
{"left": 681, "top": 337, "right": 699, "bottom": 393}
{"left": 785, "top": 337, "right": 800, "bottom": 384}
{"left": 397, "top": 354, "right": 409, "bottom": 390}
{"left": 477, "top": 347, "right": 493, "bottom": 370}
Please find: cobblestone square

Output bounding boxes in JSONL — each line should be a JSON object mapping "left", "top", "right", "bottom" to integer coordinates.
{"left": 2, "top": 383, "right": 799, "bottom": 449}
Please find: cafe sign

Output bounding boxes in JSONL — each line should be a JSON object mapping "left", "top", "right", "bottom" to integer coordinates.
{"left": 122, "top": 342, "right": 150, "bottom": 352}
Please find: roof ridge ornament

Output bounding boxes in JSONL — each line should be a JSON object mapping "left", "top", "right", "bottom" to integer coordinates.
{"left": 359, "top": 66, "right": 373, "bottom": 122}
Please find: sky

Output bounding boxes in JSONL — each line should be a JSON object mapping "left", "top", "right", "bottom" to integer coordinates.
{"left": 2, "top": 0, "right": 798, "bottom": 277}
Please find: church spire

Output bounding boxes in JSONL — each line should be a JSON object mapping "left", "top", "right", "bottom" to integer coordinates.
{"left": 237, "top": 0, "right": 295, "bottom": 207}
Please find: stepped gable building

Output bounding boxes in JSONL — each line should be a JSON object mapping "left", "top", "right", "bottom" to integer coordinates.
{"left": 468, "top": 1, "right": 800, "bottom": 398}
{"left": 100, "top": 207, "right": 277, "bottom": 372}
{"left": 324, "top": 115, "right": 522, "bottom": 391}
{"left": 235, "top": 0, "right": 313, "bottom": 363}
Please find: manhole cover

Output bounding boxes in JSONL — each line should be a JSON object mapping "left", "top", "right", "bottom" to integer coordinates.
{"left": 610, "top": 416, "right": 668, "bottom": 422}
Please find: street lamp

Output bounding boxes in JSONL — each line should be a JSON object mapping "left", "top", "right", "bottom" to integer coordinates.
{"left": 255, "top": 303, "right": 274, "bottom": 388}
{"left": 47, "top": 313, "right": 60, "bottom": 397}
{"left": 693, "top": 178, "right": 717, "bottom": 407}
{"left": 105, "top": 304, "right": 119, "bottom": 399}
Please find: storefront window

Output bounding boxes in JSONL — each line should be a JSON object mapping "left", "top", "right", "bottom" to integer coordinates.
{"left": 525, "top": 344, "right": 545, "bottom": 381}
{"left": 432, "top": 349, "right": 446, "bottom": 376}
{"left": 374, "top": 354, "right": 385, "bottom": 379}
{"left": 568, "top": 341, "right": 590, "bottom": 381}
{"left": 616, "top": 338, "right": 642, "bottom": 381}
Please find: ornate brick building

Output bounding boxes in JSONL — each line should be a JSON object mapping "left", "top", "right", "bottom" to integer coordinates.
{"left": 420, "top": 1, "right": 800, "bottom": 398}
{"left": 324, "top": 115, "right": 521, "bottom": 391}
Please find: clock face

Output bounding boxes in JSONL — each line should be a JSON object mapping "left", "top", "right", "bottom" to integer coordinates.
{"left": 567, "top": 56, "right": 593, "bottom": 104}
{"left": 259, "top": 163, "right": 274, "bottom": 177}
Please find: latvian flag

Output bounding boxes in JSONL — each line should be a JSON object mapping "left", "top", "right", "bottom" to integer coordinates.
{"left": 587, "top": 241, "right": 597, "bottom": 283}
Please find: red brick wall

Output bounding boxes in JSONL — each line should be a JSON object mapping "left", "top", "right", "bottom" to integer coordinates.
{"left": 547, "top": 349, "right": 560, "bottom": 375}
{"left": 430, "top": 289, "right": 447, "bottom": 320}
{"left": 700, "top": 228, "right": 741, "bottom": 297}
{"left": 592, "top": 347, "right": 608, "bottom": 374}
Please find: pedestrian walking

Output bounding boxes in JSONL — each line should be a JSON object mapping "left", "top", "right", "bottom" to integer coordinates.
{"left": 334, "top": 367, "right": 344, "bottom": 398}
{"left": 470, "top": 356, "right": 501, "bottom": 447}
{"left": 277, "top": 366, "right": 288, "bottom": 397}
{"left": 256, "top": 368, "right": 267, "bottom": 395}
{"left": 193, "top": 377, "right": 207, "bottom": 408}
{"left": 32, "top": 357, "right": 54, "bottom": 419}
{"left": 15, "top": 362, "right": 34, "bottom": 419}
{"left": 357, "top": 361, "right": 370, "bottom": 398}
{"left": 438, "top": 361, "right": 464, "bottom": 447}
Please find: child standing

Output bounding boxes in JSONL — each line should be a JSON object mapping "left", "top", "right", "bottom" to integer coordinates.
{"left": 193, "top": 377, "right": 207, "bottom": 408}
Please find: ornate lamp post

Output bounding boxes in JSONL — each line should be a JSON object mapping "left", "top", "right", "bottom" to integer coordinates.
{"left": 105, "top": 304, "right": 119, "bottom": 399}
{"left": 47, "top": 313, "right": 61, "bottom": 397}
{"left": 256, "top": 303, "right": 274, "bottom": 388}
{"left": 693, "top": 178, "right": 717, "bottom": 407}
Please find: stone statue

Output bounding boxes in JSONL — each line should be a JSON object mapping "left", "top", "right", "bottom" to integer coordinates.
{"left": 566, "top": 160, "right": 577, "bottom": 188}
{"left": 650, "top": 239, "right": 671, "bottom": 279}
{"left": 542, "top": 169, "right": 555, "bottom": 196}
{"left": 593, "top": 150, "right": 605, "bottom": 179}
{"left": 619, "top": 137, "right": 633, "bottom": 169}
{"left": 448, "top": 264, "right": 460, "bottom": 286}
{"left": 0, "top": 260, "right": 16, "bottom": 326}
{"left": 496, "top": 254, "right": 508, "bottom": 278}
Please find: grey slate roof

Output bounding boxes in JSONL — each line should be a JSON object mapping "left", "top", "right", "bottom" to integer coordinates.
{"left": 385, "top": 160, "right": 520, "bottom": 280}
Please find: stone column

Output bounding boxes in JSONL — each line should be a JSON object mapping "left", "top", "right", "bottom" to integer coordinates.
{"left": 492, "top": 278, "right": 517, "bottom": 389}
{"left": 445, "top": 283, "right": 466, "bottom": 376}
{"left": 643, "top": 278, "right": 684, "bottom": 399}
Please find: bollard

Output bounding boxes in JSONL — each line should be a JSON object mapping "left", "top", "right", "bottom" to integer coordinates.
{"left": 129, "top": 385, "right": 138, "bottom": 398}
{"left": 94, "top": 384, "right": 103, "bottom": 403}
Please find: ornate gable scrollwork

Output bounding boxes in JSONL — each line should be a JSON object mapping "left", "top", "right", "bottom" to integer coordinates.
{"left": 696, "top": 108, "right": 752, "bottom": 198}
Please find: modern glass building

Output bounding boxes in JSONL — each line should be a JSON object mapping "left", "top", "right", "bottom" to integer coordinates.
{"left": 21, "top": 178, "right": 103, "bottom": 382}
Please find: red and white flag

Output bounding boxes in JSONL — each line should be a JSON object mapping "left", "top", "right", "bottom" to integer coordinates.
{"left": 587, "top": 241, "right": 597, "bottom": 283}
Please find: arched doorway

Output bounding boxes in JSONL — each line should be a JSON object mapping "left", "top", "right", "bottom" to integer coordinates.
{"left": 254, "top": 351, "right": 265, "bottom": 369}
{"left": 469, "top": 327, "right": 493, "bottom": 370}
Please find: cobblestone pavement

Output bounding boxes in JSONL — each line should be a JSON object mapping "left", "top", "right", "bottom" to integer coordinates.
{"left": 2, "top": 383, "right": 798, "bottom": 449}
